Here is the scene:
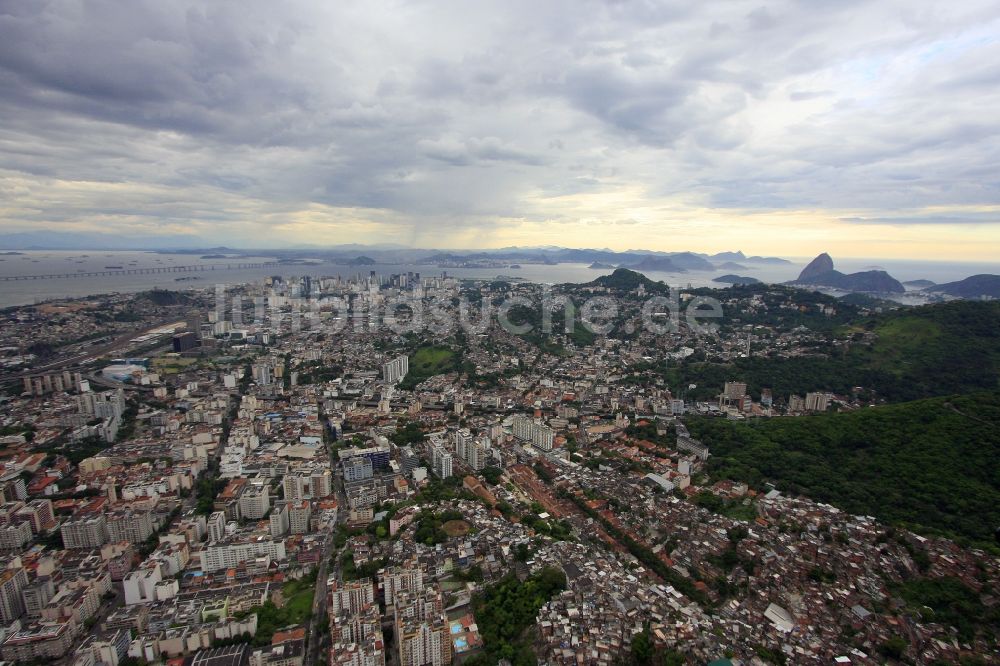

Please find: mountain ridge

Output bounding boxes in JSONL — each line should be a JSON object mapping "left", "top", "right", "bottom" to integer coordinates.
{"left": 791, "top": 253, "right": 905, "bottom": 293}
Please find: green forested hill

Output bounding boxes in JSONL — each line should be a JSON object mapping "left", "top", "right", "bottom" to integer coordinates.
{"left": 853, "top": 300, "right": 1000, "bottom": 399}
{"left": 667, "top": 300, "right": 1000, "bottom": 402}
{"left": 687, "top": 392, "right": 1000, "bottom": 546}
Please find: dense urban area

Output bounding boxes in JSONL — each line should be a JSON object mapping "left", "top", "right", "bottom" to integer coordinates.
{"left": 0, "top": 268, "right": 997, "bottom": 666}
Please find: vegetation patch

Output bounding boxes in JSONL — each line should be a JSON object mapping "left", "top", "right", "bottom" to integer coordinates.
{"left": 464, "top": 567, "right": 567, "bottom": 666}
{"left": 398, "top": 345, "right": 458, "bottom": 389}
{"left": 661, "top": 300, "right": 1000, "bottom": 402}
{"left": 236, "top": 571, "right": 316, "bottom": 645}
{"left": 897, "top": 576, "right": 998, "bottom": 642}
{"left": 442, "top": 519, "right": 471, "bottom": 537}
{"left": 687, "top": 391, "right": 1000, "bottom": 547}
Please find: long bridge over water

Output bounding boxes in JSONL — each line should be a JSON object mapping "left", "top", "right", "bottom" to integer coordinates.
{"left": 0, "top": 262, "right": 283, "bottom": 281}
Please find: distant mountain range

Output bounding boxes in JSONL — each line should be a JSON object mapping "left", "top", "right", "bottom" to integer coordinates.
{"left": 4, "top": 232, "right": 996, "bottom": 299}
{"left": 623, "top": 256, "right": 686, "bottom": 273}
{"left": 0, "top": 232, "right": 793, "bottom": 270}
{"left": 417, "top": 247, "right": 789, "bottom": 270}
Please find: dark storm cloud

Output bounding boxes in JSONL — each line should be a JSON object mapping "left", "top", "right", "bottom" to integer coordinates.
{"left": 0, "top": 0, "right": 998, "bottom": 243}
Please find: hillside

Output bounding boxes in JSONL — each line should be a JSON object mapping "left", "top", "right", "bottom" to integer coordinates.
{"left": 687, "top": 392, "right": 1000, "bottom": 546}
{"left": 665, "top": 300, "right": 1000, "bottom": 402}
{"left": 929, "top": 274, "right": 1000, "bottom": 298}
{"left": 587, "top": 268, "right": 668, "bottom": 293}
{"left": 794, "top": 268, "right": 905, "bottom": 293}
{"left": 854, "top": 300, "right": 1000, "bottom": 398}
{"left": 712, "top": 274, "right": 760, "bottom": 285}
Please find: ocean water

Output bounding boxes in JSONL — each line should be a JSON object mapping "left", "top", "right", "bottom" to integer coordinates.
{"left": 0, "top": 250, "right": 996, "bottom": 307}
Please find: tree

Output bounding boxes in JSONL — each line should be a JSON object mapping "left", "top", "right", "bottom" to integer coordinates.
{"left": 880, "top": 636, "right": 907, "bottom": 660}
{"left": 630, "top": 627, "right": 654, "bottom": 665}
{"left": 481, "top": 466, "right": 502, "bottom": 485}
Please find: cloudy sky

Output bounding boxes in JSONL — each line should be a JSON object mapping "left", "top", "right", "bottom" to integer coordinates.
{"left": 1, "top": 0, "right": 999, "bottom": 259}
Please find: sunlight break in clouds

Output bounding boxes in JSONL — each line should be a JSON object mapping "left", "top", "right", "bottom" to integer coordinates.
{"left": 0, "top": 0, "right": 999, "bottom": 258}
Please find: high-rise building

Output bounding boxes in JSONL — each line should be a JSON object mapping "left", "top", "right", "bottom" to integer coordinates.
{"left": 123, "top": 565, "right": 163, "bottom": 605}
{"left": 0, "top": 522, "right": 32, "bottom": 551}
{"left": 208, "top": 511, "right": 226, "bottom": 543}
{"left": 379, "top": 566, "right": 424, "bottom": 607}
{"left": 337, "top": 446, "right": 391, "bottom": 471}
{"left": 201, "top": 540, "right": 286, "bottom": 573}
{"left": 760, "top": 389, "right": 773, "bottom": 407}
{"left": 106, "top": 509, "right": 155, "bottom": 544}
{"left": 172, "top": 331, "right": 197, "bottom": 352}
{"left": 344, "top": 456, "right": 374, "bottom": 483}
{"left": 511, "top": 415, "right": 554, "bottom": 452}
{"left": 395, "top": 587, "right": 451, "bottom": 666}
{"left": 77, "top": 388, "right": 126, "bottom": 420}
{"left": 430, "top": 446, "right": 452, "bottom": 480}
{"left": 804, "top": 392, "right": 829, "bottom": 412}
{"left": 269, "top": 502, "right": 290, "bottom": 537}
{"left": 723, "top": 381, "right": 747, "bottom": 399}
{"left": 312, "top": 469, "right": 333, "bottom": 498}
{"left": 289, "top": 502, "right": 312, "bottom": 534}
{"left": 455, "top": 432, "right": 490, "bottom": 471}
{"left": 20, "top": 499, "right": 56, "bottom": 533}
{"left": 252, "top": 362, "right": 274, "bottom": 386}
{"left": 330, "top": 580, "right": 376, "bottom": 616}
{"left": 382, "top": 355, "right": 409, "bottom": 384}
{"left": 61, "top": 514, "right": 110, "bottom": 549}
{"left": 399, "top": 446, "right": 420, "bottom": 476}
{"left": 186, "top": 312, "right": 203, "bottom": 339}
{"left": 238, "top": 485, "right": 270, "bottom": 520}
{"left": 21, "top": 576, "right": 54, "bottom": 618}
{"left": 283, "top": 474, "right": 304, "bottom": 502}
{"left": 720, "top": 381, "right": 748, "bottom": 408}
{"left": 0, "top": 567, "right": 29, "bottom": 624}
{"left": 284, "top": 468, "right": 333, "bottom": 501}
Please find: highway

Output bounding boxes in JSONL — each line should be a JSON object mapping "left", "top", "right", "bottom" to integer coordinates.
{"left": 303, "top": 441, "right": 349, "bottom": 666}
{"left": 304, "top": 530, "right": 335, "bottom": 666}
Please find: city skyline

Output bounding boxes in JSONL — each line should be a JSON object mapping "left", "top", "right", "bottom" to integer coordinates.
{"left": 1, "top": 1, "right": 999, "bottom": 260}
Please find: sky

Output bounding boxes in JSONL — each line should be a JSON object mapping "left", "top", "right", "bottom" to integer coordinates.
{"left": 1, "top": 0, "right": 999, "bottom": 259}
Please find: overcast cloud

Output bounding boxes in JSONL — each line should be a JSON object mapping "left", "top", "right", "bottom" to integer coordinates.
{"left": 1, "top": 0, "right": 998, "bottom": 257}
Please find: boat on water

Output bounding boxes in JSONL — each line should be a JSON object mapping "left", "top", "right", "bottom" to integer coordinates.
{"left": 105, "top": 265, "right": 124, "bottom": 269}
